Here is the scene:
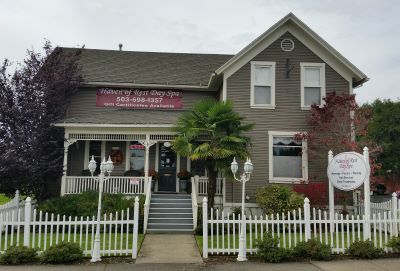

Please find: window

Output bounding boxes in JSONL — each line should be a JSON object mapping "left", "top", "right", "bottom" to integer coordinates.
{"left": 300, "top": 63, "right": 325, "bottom": 109}
{"left": 268, "top": 131, "right": 308, "bottom": 183}
{"left": 251, "top": 61, "right": 275, "bottom": 109}
{"left": 129, "top": 141, "right": 145, "bottom": 173}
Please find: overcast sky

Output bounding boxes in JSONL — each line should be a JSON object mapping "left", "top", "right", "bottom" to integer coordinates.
{"left": 1, "top": 0, "right": 399, "bottom": 104}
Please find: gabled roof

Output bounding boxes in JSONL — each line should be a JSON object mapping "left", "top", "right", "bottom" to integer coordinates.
{"left": 60, "top": 48, "right": 233, "bottom": 88}
{"left": 216, "top": 13, "right": 368, "bottom": 87}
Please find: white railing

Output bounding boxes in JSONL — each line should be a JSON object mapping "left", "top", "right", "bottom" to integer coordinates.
{"left": 0, "top": 191, "right": 37, "bottom": 222}
{"left": 197, "top": 177, "right": 224, "bottom": 195}
{"left": 355, "top": 192, "right": 399, "bottom": 218}
{"left": 0, "top": 191, "right": 21, "bottom": 220}
{"left": 64, "top": 176, "right": 147, "bottom": 195}
{"left": 191, "top": 176, "right": 199, "bottom": 229}
{"left": 0, "top": 197, "right": 140, "bottom": 258}
{"left": 143, "top": 178, "right": 152, "bottom": 233}
{"left": 201, "top": 197, "right": 400, "bottom": 258}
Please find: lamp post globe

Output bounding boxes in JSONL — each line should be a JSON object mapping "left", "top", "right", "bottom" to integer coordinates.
{"left": 244, "top": 158, "right": 253, "bottom": 174}
{"left": 88, "top": 155, "right": 97, "bottom": 175}
{"left": 231, "top": 157, "right": 239, "bottom": 175}
{"left": 106, "top": 156, "right": 114, "bottom": 174}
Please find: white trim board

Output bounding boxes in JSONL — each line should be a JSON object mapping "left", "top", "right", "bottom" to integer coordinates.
{"left": 54, "top": 123, "right": 174, "bottom": 128}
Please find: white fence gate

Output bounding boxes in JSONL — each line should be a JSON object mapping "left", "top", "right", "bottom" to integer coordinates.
{"left": 0, "top": 197, "right": 140, "bottom": 258}
{"left": 201, "top": 197, "right": 400, "bottom": 258}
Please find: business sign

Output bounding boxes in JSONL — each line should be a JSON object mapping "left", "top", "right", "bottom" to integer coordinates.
{"left": 327, "top": 152, "right": 369, "bottom": 191}
{"left": 96, "top": 88, "right": 183, "bottom": 109}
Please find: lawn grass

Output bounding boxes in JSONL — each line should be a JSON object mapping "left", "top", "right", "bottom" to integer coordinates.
{"left": 0, "top": 194, "right": 11, "bottom": 205}
{"left": 0, "top": 232, "right": 144, "bottom": 256}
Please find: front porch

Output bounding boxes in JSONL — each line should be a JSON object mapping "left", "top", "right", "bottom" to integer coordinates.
{"left": 60, "top": 127, "right": 225, "bottom": 204}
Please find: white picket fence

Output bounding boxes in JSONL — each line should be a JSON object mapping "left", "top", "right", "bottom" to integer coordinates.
{"left": 64, "top": 176, "right": 146, "bottom": 195}
{"left": 355, "top": 192, "right": 400, "bottom": 218}
{"left": 201, "top": 197, "right": 400, "bottom": 258}
{"left": 0, "top": 197, "right": 140, "bottom": 258}
{"left": 0, "top": 191, "right": 37, "bottom": 222}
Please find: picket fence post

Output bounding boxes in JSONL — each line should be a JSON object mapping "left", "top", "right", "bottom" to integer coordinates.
{"left": 132, "top": 196, "right": 139, "bottom": 259}
{"left": 23, "top": 197, "right": 32, "bottom": 247}
{"left": 202, "top": 197, "right": 208, "bottom": 259}
{"left": 304, "top": 197, "right": 311, "bottom": 241}
{"left": 392, "top": 192, "right": 398, "bottom": 236}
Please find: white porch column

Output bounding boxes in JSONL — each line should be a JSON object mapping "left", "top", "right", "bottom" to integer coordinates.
{"left": 139, "top": 135, "right": 156, "bottom": 192}
{"left": 60, "top": 134, "right": 77, "bottom": 196}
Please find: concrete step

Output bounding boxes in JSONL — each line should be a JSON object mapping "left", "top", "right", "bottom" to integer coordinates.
{"left": 146, "top": 229, "right": 194, "bottom": 234}
{"left": 149, "top": 213, "right": 193, "bottom": 219}
{"left": 152, "top": 193, "right": 191, "bottom": 199}
{"left": 150, "top": 208, "right": 192, "bottom": 214}
{"left": 148, "top": 218, "right": 193, "bottom": 224}
{"left": 151, "top": 198, "right": 192, "bottom": 204}
{"left": 147, "top": 223, "right": 193, "bottom": 230}
{"left": 150, "top": 203, "right": 192, "bottom": 209}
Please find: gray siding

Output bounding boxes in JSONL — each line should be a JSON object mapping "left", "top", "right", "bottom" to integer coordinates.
{"left": 225, "top": 32, "right": 350, "bottom": 203}
{"left": 67, "top": 142, "right": 85, "bottom": 175}
{"left": 66, "top": 87, "right": 217, "bottom": 124}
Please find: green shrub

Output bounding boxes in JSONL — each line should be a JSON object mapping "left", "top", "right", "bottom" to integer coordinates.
{"left": 41, "top": 242, "right": 84, "bottom": 264}
{"left": 0, "top": 193, "right": 11, "bottom": 205}
{"left": 256, "top": 185, "right": 304, "bottom": 215}
{"left": 291, "top": 239, "right": 332, "bottom": 260}
{"left": 0, "top": 246, "right": 38, "bottom": 265}
{"left": 38, "top": 191, "right": 144, "bottom": 217}
{"left": 347, "top": 240, "right": 384, "bottom": 259}
{"left": 387, "top": 236, "right": 400, "bottom": 253}
{"left": 255, "top": 232, "right": 289, "bottom": 263}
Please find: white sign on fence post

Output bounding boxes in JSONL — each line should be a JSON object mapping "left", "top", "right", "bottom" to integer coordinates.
{"left": 327, "top": 152, "right": 369, "bottom": 191}
{"left": 327, "top": 148, "right": 371, "bottom": 240}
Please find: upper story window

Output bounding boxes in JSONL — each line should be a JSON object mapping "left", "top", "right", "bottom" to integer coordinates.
{"left": 250, "top": 61, "right": 276, "bottom": 109}
{"left": 300, "top": 63, "right": 325, "bottom": 109}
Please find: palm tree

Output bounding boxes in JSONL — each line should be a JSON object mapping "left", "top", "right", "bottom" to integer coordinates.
{"left": 172, "top": 99, "right": 253, "bottom": 208}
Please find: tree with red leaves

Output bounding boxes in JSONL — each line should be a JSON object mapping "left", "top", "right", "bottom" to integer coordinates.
{"left": 295, "top": 92, "right": 381, "bottom": 174}
{"left": 0, "top": 42, "right": 82, "bottom": 199}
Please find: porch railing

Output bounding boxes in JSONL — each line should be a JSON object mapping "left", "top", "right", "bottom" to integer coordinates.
{"left": 64, "top": 176, "right": 147, "bottom": 195}
{"left": 197, "top": 177, "right": 224, "bottom": 195}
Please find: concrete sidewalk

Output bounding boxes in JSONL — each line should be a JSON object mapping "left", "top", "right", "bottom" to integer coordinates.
{"left": 0, "top": 258, "right": 400, "bottom": 271}
{"left": 135, "top": 234, "right": 203, "bottom": 264}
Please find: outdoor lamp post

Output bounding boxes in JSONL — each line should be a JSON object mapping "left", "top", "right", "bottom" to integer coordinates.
{"left": 88, "top": 155, "right": 114, "bottom": 262}
{"left": 230, "top": 157, "right": 253, "bottom": 261}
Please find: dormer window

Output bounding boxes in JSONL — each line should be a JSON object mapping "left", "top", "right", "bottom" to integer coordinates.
{"left": 300, "top": 63, "right": 325, "bottom": 109}
{"left": 250, "top": 61, "right": 276, "bottom": 109}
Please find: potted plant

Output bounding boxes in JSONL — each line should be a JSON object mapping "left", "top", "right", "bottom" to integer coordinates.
{"left": 177, "top": 170, "right": 192, "bottom": 193}
{"left": 148, "top": 170, "right": 159, "bottom": 191}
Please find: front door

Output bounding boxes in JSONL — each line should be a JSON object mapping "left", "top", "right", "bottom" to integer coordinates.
{"left": 158, "top": 144, "right": 177, "bottom": 192}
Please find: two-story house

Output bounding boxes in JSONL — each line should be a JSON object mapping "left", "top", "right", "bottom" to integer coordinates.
{"left": 55, "top": 13, "right": 368, "bottom": 232}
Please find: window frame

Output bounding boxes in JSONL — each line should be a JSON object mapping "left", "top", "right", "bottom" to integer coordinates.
{"left": 268, "top": 131, "right": 308, "bottom": 184}
{"left": 250, "top": 61, "right": 276, "bottom": 109}
{"left": 300, "top": 62, "right": 326, "bottom": 110}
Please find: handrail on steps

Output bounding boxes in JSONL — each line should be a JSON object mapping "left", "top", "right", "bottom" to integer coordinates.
{"left": 143, "top": 177, "right": 152, "bottom": 234}
{"left": 191, "top": 176, "right": 199, "bottom": 230}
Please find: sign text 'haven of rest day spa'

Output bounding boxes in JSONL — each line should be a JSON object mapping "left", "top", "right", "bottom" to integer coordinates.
{"left": 96, "top": 88, "right": 183, "bottom": 109}
{"left": 327, "top": 152, "right": 369, "bottom": 191}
